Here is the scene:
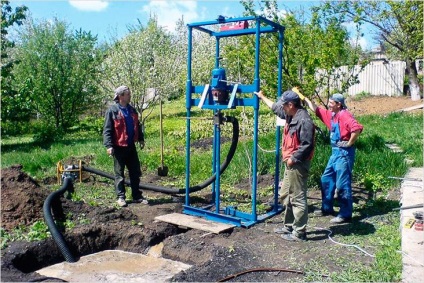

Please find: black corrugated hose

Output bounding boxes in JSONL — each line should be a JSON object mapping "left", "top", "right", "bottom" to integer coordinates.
{"left": 83, "top": 116, "right": 240, "bottom": 195}
{"left": 43, "top": 177, "right": 76, "bottom": 263}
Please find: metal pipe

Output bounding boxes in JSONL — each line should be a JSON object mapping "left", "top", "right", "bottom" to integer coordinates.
{"left": 393, "top": 204, "right": 424, "bottom": 210}
{"left": 388, "top": 176, "right": 423, "bottom": 182}
{"left": 185, "top": 26, "right": 193, "bottom": 206}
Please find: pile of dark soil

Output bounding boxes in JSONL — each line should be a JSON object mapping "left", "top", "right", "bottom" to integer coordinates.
{"left": 1, "top": 165, "right": 48, "bottom": 231}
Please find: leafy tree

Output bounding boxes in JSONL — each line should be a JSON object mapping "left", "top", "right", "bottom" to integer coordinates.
{"left": 12, "top": 18, "right": 101, "bottom": 131}
{"left": 101, "top": 16, "right": 184, "bottom": 123}
{"left": 1, "top": 0, "right": 28, "bottom": 133}
{"left": 322, "top": 0, "right": 423, "bottom": 100}
{"left": 170, "top": 17, "right": 189, "bottom": 98}
{"left": 188, "top": 24, "right": 219, "bottom": 88}
{"left": 231, "top": 0, "right": 364, "bottom": 104}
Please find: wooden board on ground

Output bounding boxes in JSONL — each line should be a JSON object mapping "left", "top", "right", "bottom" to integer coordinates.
{"left": 396, "top": 103, "right": 424, "bottom": 112}
{"left": 385, "top": 143, "right": 403, "bottom": 153}
{"left": 155, "top": 213, "right": 235, "bottom": 234}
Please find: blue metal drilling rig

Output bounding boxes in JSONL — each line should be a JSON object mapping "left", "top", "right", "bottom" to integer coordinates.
{"left": 184, "top": 15, "right": 285, "bottom": 227}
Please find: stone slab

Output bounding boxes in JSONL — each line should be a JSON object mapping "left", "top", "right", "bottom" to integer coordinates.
{"left": 400, "top": 167, "right": 424, "bottom": 283}
{"left": 36, "top": 250, "right": 191, "bottom": 282}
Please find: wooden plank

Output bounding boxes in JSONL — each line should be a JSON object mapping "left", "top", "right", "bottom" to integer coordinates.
{"left": 155, "top": 213, "right": 235, "bottom": 234}
{"left": 385, "top": 143, "right": 403, "bottom": 153}
{"left": 396, "top": 103, "right": 424, "bottom": 112}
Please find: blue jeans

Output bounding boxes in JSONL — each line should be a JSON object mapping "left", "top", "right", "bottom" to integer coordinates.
{"left": 320, "top": 147, "right": 355, "bottom": 218}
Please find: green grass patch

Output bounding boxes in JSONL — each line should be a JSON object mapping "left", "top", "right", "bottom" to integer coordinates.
{"left": 1, "top": 221, "right": 50, "bottom": 249}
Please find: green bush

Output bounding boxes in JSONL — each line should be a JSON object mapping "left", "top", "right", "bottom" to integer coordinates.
{"left": 75, "top": 116, "right": 104, "bottom": 135}
{"left": 0, "top": 121, "right": 31, "bottom": 137}
{"left": 32, "top": 122, "right": 63, "bottom": 145}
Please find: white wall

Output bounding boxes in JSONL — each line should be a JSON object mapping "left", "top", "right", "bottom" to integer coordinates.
{"left": 316, "top": 60, "right": 406, "bottom": 97}
{"left": 346, "top": 60, "right": 405, "bottom": 96}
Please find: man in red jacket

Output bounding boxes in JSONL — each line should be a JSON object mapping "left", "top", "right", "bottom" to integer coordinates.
{"left": 103, "top": 85, "right": 148, "bottom": 207}
{"left": 304, "top": 93, "right": 363, "bottom": 223}
{"left": 256, "top": 90, "right": 315, "bottom": 241}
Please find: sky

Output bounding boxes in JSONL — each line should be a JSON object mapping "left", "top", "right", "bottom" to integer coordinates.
{"left": 10, "top": 0, "right": 374, "bottom": 49}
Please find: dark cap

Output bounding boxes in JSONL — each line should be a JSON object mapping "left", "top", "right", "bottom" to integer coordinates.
{"left": 113, "top": 85, "right": 129, "bottom": 101}
{"left": 329, "top": 93, "right": 347, "bottom": 108}
{"left": 276, "top": 90, "right": 300, "bottom": 108}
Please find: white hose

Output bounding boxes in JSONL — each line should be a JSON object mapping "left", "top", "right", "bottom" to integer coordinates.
{"left": 312, "top": 226, "right": 375, "bottom": 257}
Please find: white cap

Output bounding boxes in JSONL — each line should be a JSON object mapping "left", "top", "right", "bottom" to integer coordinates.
{"left": 113, "top": 85, "right": 129, "bottom": 101}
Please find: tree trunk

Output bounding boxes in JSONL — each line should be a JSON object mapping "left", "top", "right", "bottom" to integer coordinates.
{"left": 406, "top": 58, "right": 421, "bottom": 101}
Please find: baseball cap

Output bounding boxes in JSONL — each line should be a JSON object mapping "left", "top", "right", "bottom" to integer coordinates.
{"left": 330, "top": 93, "right": 347, "bottom": 108}
{"left": 113, "top": 85, "right": 129, "bottom": 101}
{"left": 276, "top": 90, "right": 300, "bottom": 108}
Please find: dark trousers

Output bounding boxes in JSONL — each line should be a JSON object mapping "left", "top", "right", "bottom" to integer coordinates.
{"left": 113, "top": 144, "right": 142, "bottom": 200}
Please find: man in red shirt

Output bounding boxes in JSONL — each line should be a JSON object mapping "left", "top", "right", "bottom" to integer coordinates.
{"left": 304, "top": 93, "right": 363, "bottom": 223}
{"left": 256, "top": 90, "right": 315, "bottom": 241}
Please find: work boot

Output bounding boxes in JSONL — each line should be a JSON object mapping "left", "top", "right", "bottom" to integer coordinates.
{"left": 117, "top": 197, "right": 127, "bottom": 207}
{"left": 313, "top": 209, "right": 334, "bottom": 217}
{"left": 281, "top": 232, "right": 306, "bottom": 242}
{"left": 330, "top": 216, "right": 351, "bottom": 224}
{"left": 273, "top": 226, "right": 293, "bottom": 234}
{"left": 133, "top": 196, "right": 149, "bottom": 205}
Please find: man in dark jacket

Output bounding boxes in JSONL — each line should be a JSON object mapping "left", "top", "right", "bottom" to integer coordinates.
{"left": 103, "top": 85, "right": 147, "bottom": 207}
{"left": 256, "top": 90, "right": 315, "bottom": 241}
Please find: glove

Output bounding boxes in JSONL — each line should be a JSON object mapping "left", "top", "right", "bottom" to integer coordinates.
{"left": 336, "top": 141, "right": 350, "bottom": 148}
{"left": 139, "top": 141, "right": 145, "bottom": 150}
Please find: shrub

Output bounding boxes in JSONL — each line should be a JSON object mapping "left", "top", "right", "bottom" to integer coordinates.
{"left": 32, "top": 122, "right": 63, "bottom": 145}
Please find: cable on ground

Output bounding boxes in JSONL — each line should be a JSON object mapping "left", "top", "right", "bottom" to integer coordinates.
{"left": 312, "top": 226, "right": 375, "bottom": 257}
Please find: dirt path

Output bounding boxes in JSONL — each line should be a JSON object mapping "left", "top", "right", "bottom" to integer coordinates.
{"left": 346, "top": 95, "right": 423, "bottom": 115}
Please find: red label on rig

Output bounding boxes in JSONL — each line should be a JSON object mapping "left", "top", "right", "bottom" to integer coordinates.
{"left": 220, "top": 21, "right": 249, "bottom": 31}
{"left": 415, "top": 221, "right": 423, "bottom": 231}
